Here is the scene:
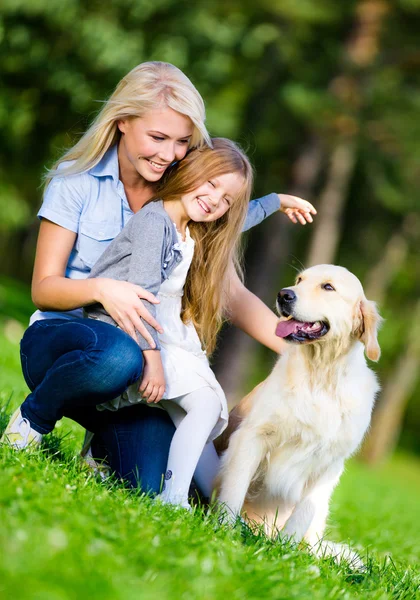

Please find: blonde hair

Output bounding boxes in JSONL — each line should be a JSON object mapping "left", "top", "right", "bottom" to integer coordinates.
{"left": 46, "top": 61, "right": 211, "bottom": 185}
{"left": 156, "top": 138, "right": 254, "bottom": 355}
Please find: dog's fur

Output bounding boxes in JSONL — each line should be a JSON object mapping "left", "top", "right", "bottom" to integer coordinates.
{"left": 215, "top": 265, "right": 381, "bottom": 556}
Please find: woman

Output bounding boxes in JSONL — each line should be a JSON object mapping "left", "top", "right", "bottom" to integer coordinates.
{"left": 2, "top": 62, "right": 316, "bottom": 494}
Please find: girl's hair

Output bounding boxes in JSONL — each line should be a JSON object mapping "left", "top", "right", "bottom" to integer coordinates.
{"left": 45, "top": 61, "right": 211, "bottom": 185}
{"left": 156, "top": 138, "right": 254, "bottom": 355}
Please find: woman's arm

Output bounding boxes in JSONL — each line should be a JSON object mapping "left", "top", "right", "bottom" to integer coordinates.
{"left": 32, "top": 219, "right": 100, "bottom": 310}
{"left": 224, "top": 267, "right": 287, "bottom": 355}
{"left": 32, "top": 219, "right": 162, "bottom": 347}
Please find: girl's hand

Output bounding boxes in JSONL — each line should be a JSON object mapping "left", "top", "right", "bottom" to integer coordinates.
{"left": 278, "top": 194, "right": 317, "bottom": 225}
{"left": 95, "top": 278, "right": 163, "bottom": 348}
{"left": 139, "top": 351, "right": 166, "bottom": 403}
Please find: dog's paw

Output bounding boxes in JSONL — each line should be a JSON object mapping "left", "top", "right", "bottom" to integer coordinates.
{"left": 217, "top": 504, "right": 242, "bottom": 527}
{"left": 312, "top": 540, "right": 366, "bottom": 571}
{"left": 276, "top": 530, "right": 297, "bottom": 546}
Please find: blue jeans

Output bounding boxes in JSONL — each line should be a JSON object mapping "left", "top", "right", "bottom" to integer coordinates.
{"left": 20, "top": 318, "right": 175, "bottom": 493}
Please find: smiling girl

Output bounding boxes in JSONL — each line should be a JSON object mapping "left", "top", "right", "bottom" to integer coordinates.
{"left": 85, "top": 139, "right": 252, "bottom": 508}
{"left": 2, "top": 62, "right": 316, "bottom": 494}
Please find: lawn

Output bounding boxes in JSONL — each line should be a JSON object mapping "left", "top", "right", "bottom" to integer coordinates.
{"left": 0, "top": 321, "right": 419, "bottom": 600}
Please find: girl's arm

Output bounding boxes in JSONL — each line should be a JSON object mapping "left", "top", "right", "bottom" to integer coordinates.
{"left": 86, "top": 208, "right": 168, "bottom": 402}
{"left": 140, "top": 350, "right": 166, "bottom": 404}
{"left": 32, "top": 219, "right": 162, "bottom": 348}
{"left": 244, "top": 193, "right": 317, "bottom": 232}
{"left": 224, "top": 267, "right": 287, "bottom": 354}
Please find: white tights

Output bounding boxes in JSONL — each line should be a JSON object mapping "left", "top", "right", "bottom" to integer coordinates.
{"left": 157, "top": 387, "right": 221, "bottom": 509}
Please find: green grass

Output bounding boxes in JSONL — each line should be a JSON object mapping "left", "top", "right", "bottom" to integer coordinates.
{"left": 0, "top": 320, "right": 419, "bottom": 600}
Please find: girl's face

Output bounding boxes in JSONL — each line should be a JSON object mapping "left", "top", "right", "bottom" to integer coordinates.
{"left": 181, "top": 172, "right": 244, "bottom": 223}
{"left": 118, "top": 108, "right": 193, "bottom": 183}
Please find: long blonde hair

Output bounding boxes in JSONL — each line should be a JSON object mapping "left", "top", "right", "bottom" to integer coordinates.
{"left": 46, "top": 61, "right": 211, "bottom": 185}
{"left": 157, "top": 138, "right": 254, "bottom": 355}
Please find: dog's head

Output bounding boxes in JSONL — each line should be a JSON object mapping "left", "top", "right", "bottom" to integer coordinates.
{"left": 275, "top": 264, "right": 382, "bottom": 361}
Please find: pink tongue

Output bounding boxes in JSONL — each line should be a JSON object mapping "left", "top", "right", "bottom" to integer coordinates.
{"left": 275, "top": 319, "right": 300, "bottom": 338}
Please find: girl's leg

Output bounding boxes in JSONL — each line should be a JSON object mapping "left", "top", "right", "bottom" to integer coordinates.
{"left": 19, "top": 318, "right": 143, "bottom": 434}
{"left": 158, "top": 387, "right": 221, "bottom": 508}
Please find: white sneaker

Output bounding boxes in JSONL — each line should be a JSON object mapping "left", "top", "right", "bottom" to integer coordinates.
{"left": 80, "top": 431, "right": 111, "bottom": 480}
{"left": 81, "top": 445, "right": 111, "bottom": 481}
{"left": 1, "top": 408, "right": 43, "bottom": 449}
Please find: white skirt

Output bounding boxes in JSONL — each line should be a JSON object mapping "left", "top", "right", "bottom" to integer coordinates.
{"left": 98, "top": 227, "right": 228, "bottom": 441}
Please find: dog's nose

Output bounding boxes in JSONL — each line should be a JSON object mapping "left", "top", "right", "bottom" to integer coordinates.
{"left": 278, "top": 289, "right": 296, "bottom": 305}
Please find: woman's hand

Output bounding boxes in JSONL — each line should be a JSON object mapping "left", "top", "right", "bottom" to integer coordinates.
{"left": 278, "top": 194, "right": 317, "bottom": 225}
{"left": 31, "top": 221, "right": 163, "bottom": 348}
{"left": 139, "top": 350, "right": 166, "bottom": 403}
{"left": 95, "top": 278, "right": 163, "bottom": 348}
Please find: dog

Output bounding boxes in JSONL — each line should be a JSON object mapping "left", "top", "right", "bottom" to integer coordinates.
{"left": 215, "top": 265, "right": 381, "bottom": 562}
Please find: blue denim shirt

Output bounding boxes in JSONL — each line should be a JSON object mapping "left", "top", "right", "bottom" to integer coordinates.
{"left": 31, "top": 145, "right": 280, "bottom": 324}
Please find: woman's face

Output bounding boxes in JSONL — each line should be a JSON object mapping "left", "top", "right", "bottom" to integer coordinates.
{"left": 181, "top": 172, "right": 244, "bottom": 223}
{"left": 117, "top": 108, "right": 194, "bottom": 183}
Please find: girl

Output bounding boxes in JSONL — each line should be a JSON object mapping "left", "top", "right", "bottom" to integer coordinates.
{"left": 86, "top": 138, "right": 253, "bottom": 508}
{"left": 2, "top": 62, "right": 316, "bottom": 493}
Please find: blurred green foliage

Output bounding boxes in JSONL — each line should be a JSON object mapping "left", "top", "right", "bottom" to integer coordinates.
{"left": 0, "top": 277, "right": 33, "bottom": 323}
{"left": 0, "top": 0, "right": 419, "bottom": 451}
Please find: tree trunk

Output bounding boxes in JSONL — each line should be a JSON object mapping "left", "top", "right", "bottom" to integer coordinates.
{"left": 306, "top": 0, "right": 390, "bottom": 267}
{"left": 306, "top": 142, "right": 356, "bottom": 266}
{"left": 361, "top": 300, "right": 420, "bottom": 464}
{"left": 364, "top": 215, "right": 411, "bottom": 303}
{"left": 359, "top": 216, "right": 419, "bottom": 464}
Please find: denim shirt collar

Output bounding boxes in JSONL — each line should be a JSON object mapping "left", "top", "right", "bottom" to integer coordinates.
{"left": 89, "top": 144, "right": 120, "bottom": 183}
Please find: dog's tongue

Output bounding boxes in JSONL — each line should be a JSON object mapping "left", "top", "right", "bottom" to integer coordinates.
{"left": 275, "top": 319, "right": 300, "bottom": 338}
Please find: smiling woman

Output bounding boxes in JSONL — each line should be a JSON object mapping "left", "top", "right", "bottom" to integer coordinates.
{"left": 117, "top": 109, "right": 194, "bottom": 210}
{"left": 2, "top": 61, "right": 316, "bottom": 495}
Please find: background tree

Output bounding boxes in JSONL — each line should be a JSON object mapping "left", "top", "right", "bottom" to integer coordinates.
{"left": 1, "top": 0, "right": 419, "bottom": 460}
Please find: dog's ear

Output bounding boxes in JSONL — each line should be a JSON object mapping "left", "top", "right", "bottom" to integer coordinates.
{"left": 354, "top": 298, "right": 382, "bottom": 361}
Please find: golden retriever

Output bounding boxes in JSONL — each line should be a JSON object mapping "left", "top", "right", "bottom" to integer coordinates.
{"left": 215, "top": 264, "right": 381, "bottom": 562}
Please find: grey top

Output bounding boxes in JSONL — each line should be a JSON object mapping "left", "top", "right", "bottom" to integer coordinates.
{"left": 85, "top": 191, "right": 282, "bottom": 351}
{"left": 85, "top": 200, "right": 181, "bottom": 351}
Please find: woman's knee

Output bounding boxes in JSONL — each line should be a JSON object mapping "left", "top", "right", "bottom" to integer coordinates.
{"left": 110, "top": 332, "right": 143, "bottom": 378}
{"left": 94, "top": 405, "right": 175, "bottom": 493}
{"left": 87, "top": 323, "right": 144, "bottom": 387}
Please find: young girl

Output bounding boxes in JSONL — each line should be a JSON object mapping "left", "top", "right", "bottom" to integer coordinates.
{"left": 85, "top": 138, "right": 253, "bottom": 508}
{"left": 2, "top": 61, "right": 316, "bottom": 493}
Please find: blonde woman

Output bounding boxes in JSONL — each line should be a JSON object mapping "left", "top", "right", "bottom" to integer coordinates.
{"left": 2, "top": 62, "right": 316, "bottom": 494}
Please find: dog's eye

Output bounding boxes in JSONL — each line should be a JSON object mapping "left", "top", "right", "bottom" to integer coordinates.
{"left": 322, "top": 283, "right": 335, "bottom": 291}
{"left": 296, "top": 277, "right": 302, "bottom": 285}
